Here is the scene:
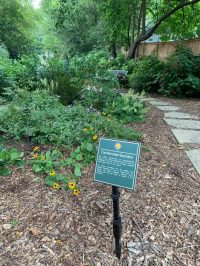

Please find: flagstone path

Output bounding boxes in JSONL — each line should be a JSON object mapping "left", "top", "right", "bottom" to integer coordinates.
{"left": 143, "top": 97, "right": 200, "bottom": 175}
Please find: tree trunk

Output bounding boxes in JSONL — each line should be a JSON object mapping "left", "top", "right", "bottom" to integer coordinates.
{"left": 109, "top": 42, "right": 117, "bottom": 58}
{"left": 128, "top": 0, "right": 200, "bottom": 59}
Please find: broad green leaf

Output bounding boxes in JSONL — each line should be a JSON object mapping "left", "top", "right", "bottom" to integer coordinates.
{"left": 76, "top": 153, "right": 83, "bottom": 161}
{"left": 74, "top": 167, "right": 81, "bottom": 177}
{"left": 32, "top": 165, "right": 43, "bottom": 173}
{"left": 0, "top": 167, "right": 10, "bottom": 176}
{"left": 65, "top": 157, "right": 73, "bottom": 165}
{"left": 85, "top": 143, "right": 93, "bottom": 152}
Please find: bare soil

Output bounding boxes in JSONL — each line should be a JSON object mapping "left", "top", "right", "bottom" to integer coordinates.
{"left": 0, "top": 97, "right": 200, "bottom": 266}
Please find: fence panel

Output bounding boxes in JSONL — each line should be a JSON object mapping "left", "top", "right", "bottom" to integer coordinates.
{"left": 137, "top": 38, "right": 200, "bottom": 59}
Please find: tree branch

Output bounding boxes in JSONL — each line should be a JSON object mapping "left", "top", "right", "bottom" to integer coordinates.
{"left": 128, "top": 0, "right": 200, "bottom": 58}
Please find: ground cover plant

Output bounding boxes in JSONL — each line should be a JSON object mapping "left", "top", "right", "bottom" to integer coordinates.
{"left": 0, "top": 145, "right": 24, "bottom": 176}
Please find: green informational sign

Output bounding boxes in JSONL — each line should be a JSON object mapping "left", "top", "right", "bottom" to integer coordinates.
{"left": 94, "top": 138, "right": 140, "bottom": 190}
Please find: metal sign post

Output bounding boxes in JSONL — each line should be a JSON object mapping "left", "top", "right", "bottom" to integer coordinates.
{"left": 111, "top": 186, "right": 122, "bottom": 259}
{"left": 94, "top": 138, "right": 140, "bottom": 259}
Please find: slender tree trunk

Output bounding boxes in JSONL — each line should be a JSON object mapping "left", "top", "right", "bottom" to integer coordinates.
{"left": 142, "top": 0, "right": 146, "bottom": 35}
{"left": 127, "top": 16, "right": 131, "bottom": 48}
{"left": 131, "top": 5, "right": 136, "bottom": 44}
{"left": 109, "top": 42, "right": 117, "bottom": 58}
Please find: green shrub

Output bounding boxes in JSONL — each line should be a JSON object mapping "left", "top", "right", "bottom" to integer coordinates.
{"left": 103, "top": 90, "right": 148, "bottom": 123}
{"left": 129, "top": 55, "right": 164, "bottom": 93}
{"left": 159, "top": 46, "right": 200, "bottom": 97}
{"left": 54, "top": 74, "right": 80, "bottom": 105}
{"left": 80, "top": 86, "right": 119, "bottom": 110}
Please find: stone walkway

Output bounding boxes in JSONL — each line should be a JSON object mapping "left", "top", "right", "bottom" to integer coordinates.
{"left": 143, "top": 98, "right": 200, "bottom": 175}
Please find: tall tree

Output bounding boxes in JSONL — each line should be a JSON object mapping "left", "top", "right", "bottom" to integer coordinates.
{"left": 0, "top": 0, "right": 36, "bottom": 58}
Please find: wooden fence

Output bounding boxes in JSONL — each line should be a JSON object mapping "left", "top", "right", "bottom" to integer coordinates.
{"left": 137, "top": 38, "right": 200, "bottom": 59}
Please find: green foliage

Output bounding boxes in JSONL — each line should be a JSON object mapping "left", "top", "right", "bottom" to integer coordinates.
{"left": 54, "top": 0, "right": 99, "bottom": 54}
{"left": 0, "top": 145, "right": 24, "bottom": 176}
{"left": 31, "top": 148, "right": 79, "bottom": 193}
{"left": 80, "top": 86, "right": 119, "bottom": 110}
{"left": 130, "top": 46, "right": 200, "bottom": 98}
{"left": 0, "top": 53, "right": 41, "bottom": 96}
{"left": 129, "top": 55, "right": 164, "bottom": 93}
{"left": 80, "top": 84, "right": 147, "bottom": 122}
{"left": 103, "top": 90, "right": 148, "bottom": 123}
{"left": 159, "top": 46, "right": 200, "bottom": 97}
{"left": 54, "top": 74, "right": 80, "bottom": 105}
{"left": 0, "top": 90, "right": 92, "bottom": 145}
{"left": 0, "top": 0, "right": 36, "bottom": 58}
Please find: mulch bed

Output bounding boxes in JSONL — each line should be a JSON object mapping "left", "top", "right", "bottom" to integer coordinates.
{"left": 0, "top": 97, "right": 200, "bottom": 266}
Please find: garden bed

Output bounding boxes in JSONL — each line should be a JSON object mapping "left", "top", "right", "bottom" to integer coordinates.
{"left": 1, "top": 100, "right": 200, "bottom": 266}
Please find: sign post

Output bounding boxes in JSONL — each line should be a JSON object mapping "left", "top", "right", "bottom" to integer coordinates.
{"left": 112, "top": 185, "right": 121, "bottom": 259}
{"left": 94, "top": 138, "right": 140, "bottom": 259}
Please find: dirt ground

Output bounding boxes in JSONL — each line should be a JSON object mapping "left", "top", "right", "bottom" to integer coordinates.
{"left": 0, "top": 97, "right": 200, "bottom": 266}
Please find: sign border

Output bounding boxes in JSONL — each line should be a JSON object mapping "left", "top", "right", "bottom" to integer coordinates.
{"left": 94, "top": 137, "right": 141, "bottom": 190}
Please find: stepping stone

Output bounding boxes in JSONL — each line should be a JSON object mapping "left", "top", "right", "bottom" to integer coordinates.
{"left": 165, "top": 112, "right": 199, "bottom": 120}
{"left": 149, "top": 101, "right": 170, "bottom": 106}
{"left": 156, "top": 105, "right": 180, "bottom": 111}
{"left": 140, "top": 97, "right": 156, "bottom": 101}
{"left": 164, "top": 118, "right": 200, "bottom": 130}
{"left": 185, "top": 149, "right": 200, "bottom": 175}
{"left": 172, "top": 129, "right": 200, "bottom": 144}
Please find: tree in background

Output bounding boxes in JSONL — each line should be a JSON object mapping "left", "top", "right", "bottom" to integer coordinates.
{"left": 52, "top": 0, "right": 200, "bottom": 58}
{"left": 53, "top": 0, "right": 99, "bottom": 54}
{"left": 127, "top": 0, "right": 200, "bottom": 58}
{"left": 0, "top": 0, "right": 37, "bottom": 58}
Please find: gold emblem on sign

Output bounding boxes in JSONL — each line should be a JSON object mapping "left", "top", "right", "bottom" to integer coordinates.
{"left": 115, "top": 143, "right": 121, "bottom": 150}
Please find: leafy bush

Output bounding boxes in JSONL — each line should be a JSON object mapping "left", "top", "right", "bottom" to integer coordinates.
{"left": 80, "top": 86, "right": 147, "bottom": 123}
{"left": 129, "top": 55, "right": 164, "bottom": 93}
{"left": 130, "top": 46, "right": 200, "bottom": 98}
{"left": 0, "top": 145, "right": 24, "bottom": 176}
{"left": 103, "top": 91, "right": 148, "bottom": 123}
{"left": 80, "top": 86, "right": 119, "bottom": 110}
{"left": 54, "top": 74, "right": 80, "bottom": 105}
{"left": 159, "top": 46, "right": 200, "bottom": 97}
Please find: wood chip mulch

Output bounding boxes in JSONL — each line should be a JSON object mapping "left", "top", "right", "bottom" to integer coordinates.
{"left": 0, "top": 97, "right": 200, "bottom": 266}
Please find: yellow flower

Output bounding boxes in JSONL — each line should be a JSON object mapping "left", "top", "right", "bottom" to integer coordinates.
{"left": 33, "top": 146, "right": 39, "bottom": 152}
{"left": 33, "top": 153, "right": 38, "bottom": 159}
{"left": 53, "top": 182, "right": 59, "bottom": 190}
{"left": 50, "top": 170, "right": 55, "bottom": 176}
{"left": 82, "top": 128, "right": 87, "bottom": 132}
{"left": 68, "top": 182, "right": 75, "bottom": 189}
{"left": 73, "top": 189, "right": 80, "bottom": 196}
{"left": 41, "top": 155, "right": 45, "bottom": 160}
{"left": 92, "top": 135, "right": 97, "bottom": 141}
{"left": 102, "top": 112, "right": 106, "bottom": 116}
{"left": 115, "top": 143, "right": 121, "bottom": 150}
{"left": 90, "top": 128, "right": 94, "bottom": 131}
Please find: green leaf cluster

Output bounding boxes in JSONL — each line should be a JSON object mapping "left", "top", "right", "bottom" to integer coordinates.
{"left": 0, "top": 145, "right": 24, "bottom": 176}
